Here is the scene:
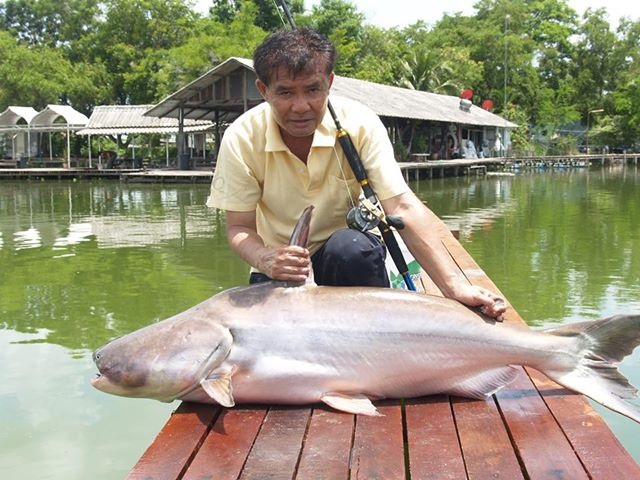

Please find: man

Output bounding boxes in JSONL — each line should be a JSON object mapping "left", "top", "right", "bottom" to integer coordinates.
{"left": 207, "top": 28, "right": 505, "bottom": 318}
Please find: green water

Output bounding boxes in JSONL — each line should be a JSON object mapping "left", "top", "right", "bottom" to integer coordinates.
{"left": 1, "top": 167, "right": 639, "bottom": 478}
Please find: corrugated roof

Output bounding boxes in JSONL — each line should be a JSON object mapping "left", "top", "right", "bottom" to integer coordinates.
{"left": 146, "top": 57, "right": 516, "bottom": 129}
{"left": 77, "top": 105, "right": 213, "bottom": 135}
{"left": 145, "top": 57, "right": 259, "bottom": 121}
{"left": 331, "top": 76, "right": 517, "bottom": 128}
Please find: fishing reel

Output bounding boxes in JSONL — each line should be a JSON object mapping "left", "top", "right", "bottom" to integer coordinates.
{"left": 346, "top": 198, "right": 406, "bottom": 232}
{"left": 346, "top": 202, "right": 380, "bottom": 232}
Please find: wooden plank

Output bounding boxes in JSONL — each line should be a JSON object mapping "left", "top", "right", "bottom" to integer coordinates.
{"left": 404, "top": 396, "right": 467, "bottom": 480}
{"left": 238, "top": 407, "right": 310, "bottom": 480}
{"left": 442, "top": 228, "right": 640, "bottom": 475}
{"left": 529, "top": 369, "right": 640, "bottom": 479}
{"left": 495, "top": 370, "right": 590, "bottom": 479}
{"left": 182, "top": 406, "right": 267, "bottom": 480}
{"left": 453, "top": 396, "right": 524, "bottom": 480}
{"left": 126, "top": 402, "right": 222, "bottom": 480}
{"left": 349, "top": 403, "right": 405, "bottom": 480}
{"left": 296, "top": 407, "right": 355, "bottom": 480}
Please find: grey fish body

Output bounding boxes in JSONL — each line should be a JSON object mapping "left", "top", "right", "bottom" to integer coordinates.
{"left": 92, "top": 280, "right": 640, "bottom": 421}
{"left": 92, "top": 206, "right": 640, "bottom": 421}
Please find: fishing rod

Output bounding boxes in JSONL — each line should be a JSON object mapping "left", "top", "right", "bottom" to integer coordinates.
{"left": 274, "top": 0, "right": 416, "bottom": 291}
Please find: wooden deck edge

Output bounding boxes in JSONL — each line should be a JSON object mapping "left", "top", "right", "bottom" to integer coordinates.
{"left": 439, "top": 224, "right": 640, "bottom": 477}
{"left": 126, "top": 402, "right": 222, "bottom": 479}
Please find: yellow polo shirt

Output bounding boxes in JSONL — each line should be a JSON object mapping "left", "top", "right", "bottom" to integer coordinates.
{"left": 206, "top": 95, "right": 409, "bottom": 255}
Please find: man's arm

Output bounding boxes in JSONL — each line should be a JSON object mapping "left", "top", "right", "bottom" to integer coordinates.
{"left": 225, "top": 210, "right": 310, "bottom": 282}
{"left": 381, "top": 191, "right": 506, "bottom": 318}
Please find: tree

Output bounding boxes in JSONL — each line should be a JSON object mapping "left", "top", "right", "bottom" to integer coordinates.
{"left": 0, "top": 0, "right": 100, "bottom": 50}
{"left": 571, "top": 8, "right": 621, "bottom": 120}
{"left": 80, "top": 0, "right": 198, "bottom": 104}
{"left": 302, "top": 0, "right": 365, "bottom": 76}
{"left": 0, "top": 31, "right": 107, "bottom": 111}
{"left": 210, "top": 0, "right": 304, "bottom": 31}
{"left": 150, "top": 3, "right": 268, "bottom": 99}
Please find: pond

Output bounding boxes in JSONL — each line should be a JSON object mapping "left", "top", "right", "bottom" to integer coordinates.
{"left": 1, "top": 165, "right": 639, "bottom": 478}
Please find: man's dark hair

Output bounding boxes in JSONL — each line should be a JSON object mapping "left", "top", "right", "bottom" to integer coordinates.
{"left": 253, "top": 28, "right": 337, "bottom": 85}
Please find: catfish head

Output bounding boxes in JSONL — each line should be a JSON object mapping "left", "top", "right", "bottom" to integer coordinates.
{"left": 91, "top": 312, "right": 232, "bottom": 402}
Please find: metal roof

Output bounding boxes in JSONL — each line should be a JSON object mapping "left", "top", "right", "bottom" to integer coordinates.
{"left": 77, "top": 105, "right": 213, "bottom": 135}
{"left": 145, "top": 57, "right": 516, "bottom": 129}
{"left": 30, "top": 105, "right": 89, "bottom": 130}
{"left": 0, "top": 104, "right": 88, "bottom": 133}
{"left": 0, "top": 106, "right": 39, "bottom": 129}
{"left": 144, "top": 57, "right": 260, "bottom": 122}
{"left": 331, "top": 76, "right": 517, "bottom": 128}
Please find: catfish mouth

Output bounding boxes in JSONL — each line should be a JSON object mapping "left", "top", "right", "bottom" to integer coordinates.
{"left": 90, "top": 371, "right": 117, "bottom": 393}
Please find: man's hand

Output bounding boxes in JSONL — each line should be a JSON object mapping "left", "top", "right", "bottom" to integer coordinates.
{"left": 256, "top": 245, "right": 311, "bottom": 282}
{"left": 451, "top": 284, "right": 507, "bottom": 321}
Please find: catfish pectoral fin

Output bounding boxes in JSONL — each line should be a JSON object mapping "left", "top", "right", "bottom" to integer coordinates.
{"left": 201, "top": 367, "right": 236, "bottom": 407}
{"left": 321, "top": 392, "right": 381, "bottom": 416}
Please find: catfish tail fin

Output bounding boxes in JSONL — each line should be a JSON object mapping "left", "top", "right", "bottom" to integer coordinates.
{"left": 541, "top": 314, "right": 640, "bottom": 423}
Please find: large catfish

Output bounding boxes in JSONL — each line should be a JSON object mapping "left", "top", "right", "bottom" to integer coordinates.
{"left": 92, "top": 207, "right": 640, "bottom": 421}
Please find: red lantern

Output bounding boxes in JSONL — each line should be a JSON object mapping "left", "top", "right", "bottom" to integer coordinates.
{"left": 460, "top": 88, "right": 474, "bottom": 100}
{"left": 481, "top": 99, "right": 494, "bottom": 111}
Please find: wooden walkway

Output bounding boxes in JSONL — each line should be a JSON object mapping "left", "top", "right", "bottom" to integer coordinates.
{"left": 126, "top": 219, "right": 640, "bottom": 480}
{"left": 0, "top": 167, "right": 215, "bottom": 183}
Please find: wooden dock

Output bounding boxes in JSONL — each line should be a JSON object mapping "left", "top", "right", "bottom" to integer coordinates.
{"left": 1, "top": 152, "right": 637, "bottom": 183}
{"left": 126, "top": 219, "right": 640, "bottom": 480}
{"left": 0, "top": 167, "right": 214, "bottom": 183}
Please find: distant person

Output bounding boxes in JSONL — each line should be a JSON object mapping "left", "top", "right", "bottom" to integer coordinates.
{"left": 493, "top": 136, "right": 503, "bottom": 157}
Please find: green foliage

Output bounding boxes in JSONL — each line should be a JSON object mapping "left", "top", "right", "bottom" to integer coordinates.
{"left": 0, "top": 0, "right": 639, "bottom": 152}
{"left": 0, "top": 30, "right": 106, "bottom": 110}
{"left": 210, "top": 0, "right": 304, "bottom": 31}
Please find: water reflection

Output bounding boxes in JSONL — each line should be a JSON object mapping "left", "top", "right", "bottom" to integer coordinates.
{"left": 0, "top": 181, "right": 246, "bottom": 353}
{"left": 1, "top": 169, "right": 639, "bottom": 479}
{"left": 413, "top": 166, "right": 640, "bottom": 326}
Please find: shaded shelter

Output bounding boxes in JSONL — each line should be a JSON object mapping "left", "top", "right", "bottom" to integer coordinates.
{"left": 30, "top": 105, "right": 89, "bottom": 167}
{"left": 78, "top": 105, "right": 213, "bottom": 168}
{"left": 0, "top": 106, "right": 39, "bottom": 165}
{"left": 145, "top": 58, "right": 262, "bottom": 169}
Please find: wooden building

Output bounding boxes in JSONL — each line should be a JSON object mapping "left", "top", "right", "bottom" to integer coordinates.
{"left": 145, "top": 57, "right": 517, "bottom": 167}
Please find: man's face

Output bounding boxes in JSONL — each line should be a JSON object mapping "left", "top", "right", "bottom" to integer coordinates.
{"left": 256, "top": 66, "right": 334, "bottom": 139}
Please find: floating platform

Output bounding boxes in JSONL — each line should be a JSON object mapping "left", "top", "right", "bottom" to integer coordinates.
{"left": 126, "top": 219, "right": 640, "bottom": 479}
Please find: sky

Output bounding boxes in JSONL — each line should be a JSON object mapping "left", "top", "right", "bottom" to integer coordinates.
{"left": 195, "top": 0, "right": 639, "bottom": 29}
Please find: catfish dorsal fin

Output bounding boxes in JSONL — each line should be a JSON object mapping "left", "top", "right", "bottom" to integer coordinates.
{"left": 288, "top": 205, "right": 314, "bottom": 248}
{"left": 284, "top": 205, "right": 316, "bottom": 287}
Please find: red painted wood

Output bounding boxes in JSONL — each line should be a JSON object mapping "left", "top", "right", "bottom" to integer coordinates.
{"left": 238, "top": 407, "right": 310, "bottom": 480}
{"left": 126, "top": 226, "right": 640, "bottom": 480}
{"left": 529, "top": 368, "right": 640, "bottom": 479}
{"left": 349, "top": 403, "right": 405, "bottom": 480}
{"left": 404, "top": 396, "right": 467, "bottom": 480}
{"left": 495, "top": 369, "right": 590, "bottom": 479}
{"left": 126, "top": 402, "right": 221, "bottom": 480}
{"left": 453, "top": 396, "right": 524, "bottom": 480}
{"left": 182, "top": 406, "right": 267, "bottom": 480}
{"left": 296, "top": 407, "right": 355, "bottom": 480}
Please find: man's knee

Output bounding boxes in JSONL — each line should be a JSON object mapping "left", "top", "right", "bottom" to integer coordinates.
{"left": 312, "top": 229, "right": 389, "bottom": 287}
